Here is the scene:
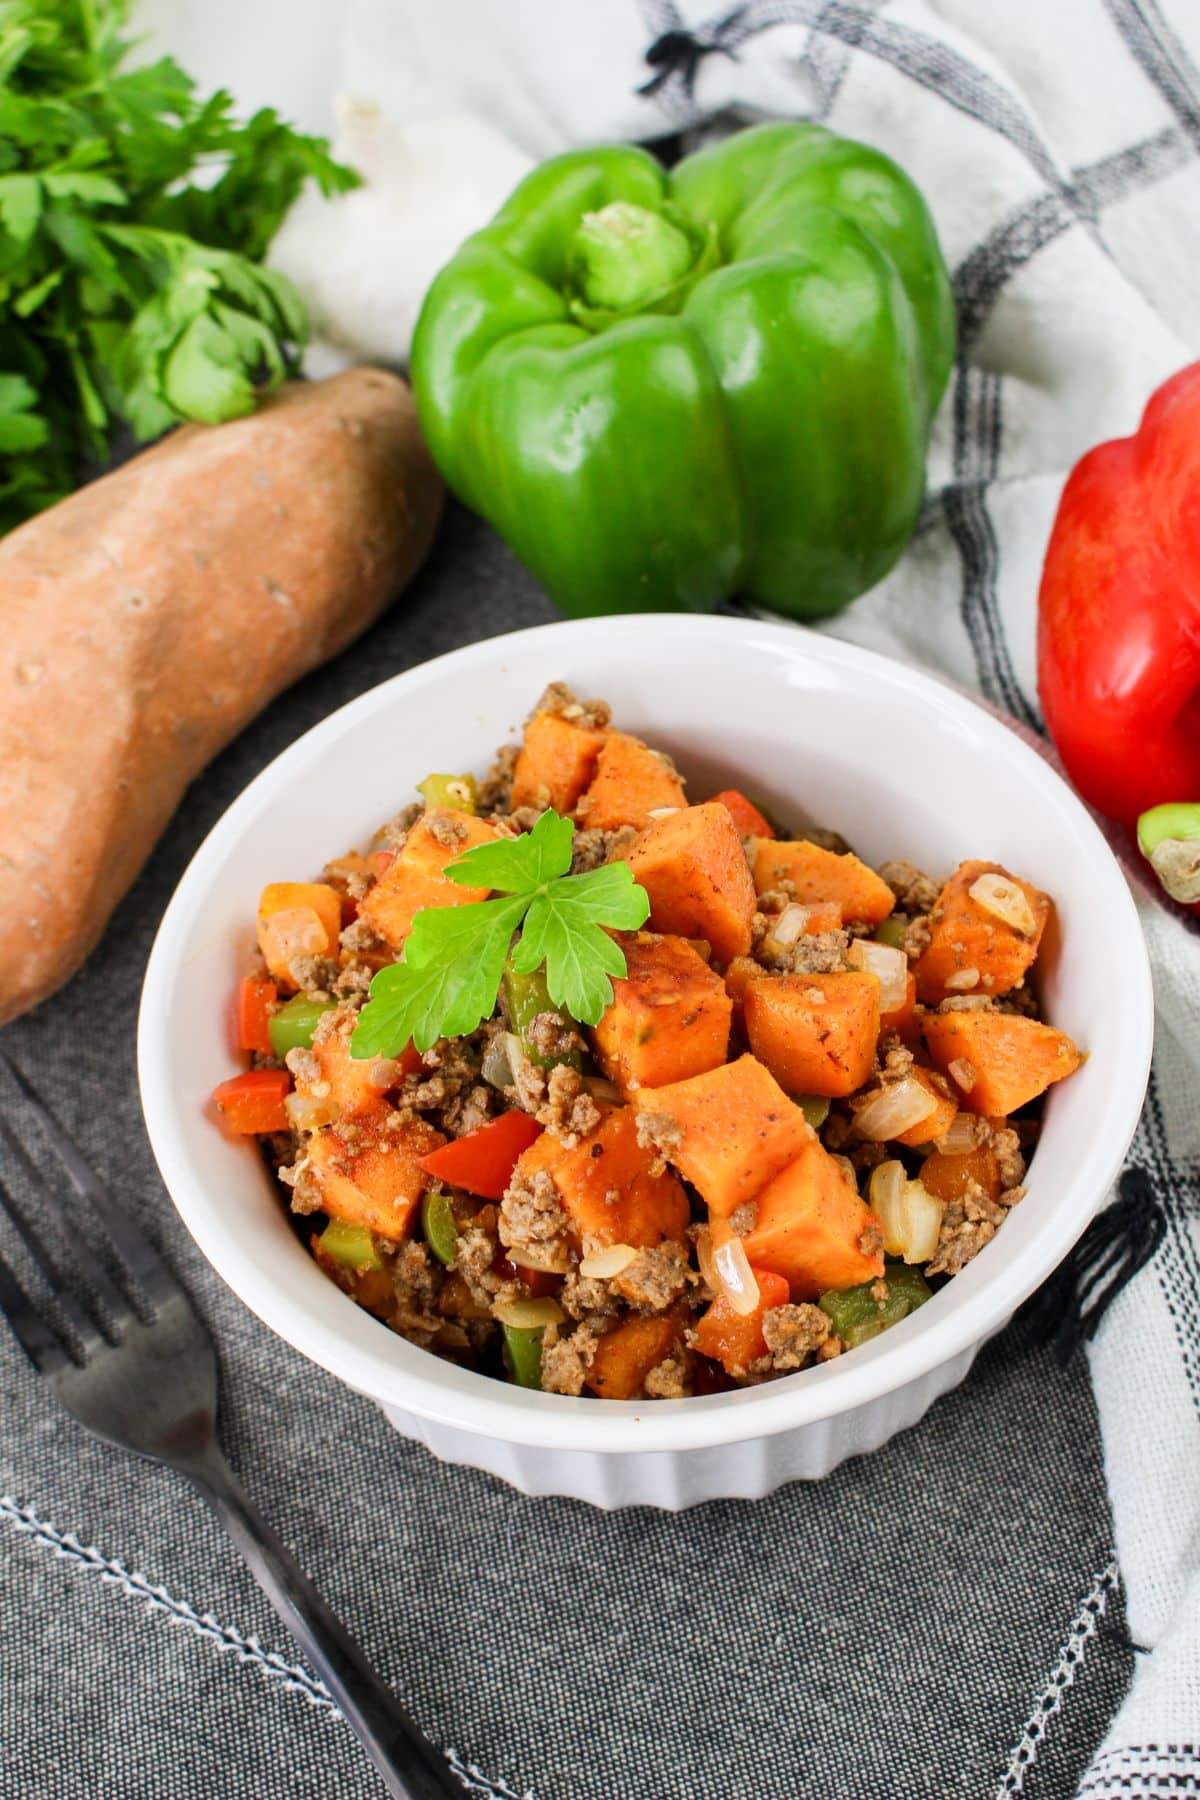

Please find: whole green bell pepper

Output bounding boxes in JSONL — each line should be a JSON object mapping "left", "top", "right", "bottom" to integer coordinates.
{"left": 412, "top": 121, "right": 955, "bottom": 621}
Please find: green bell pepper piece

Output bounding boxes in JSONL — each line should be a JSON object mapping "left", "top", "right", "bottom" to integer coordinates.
{"left": 872, "top": 915, "right": 909, "bottom": 951}
{"left": 421, "top": 1189, "right": 459, "bottom": 1268}
{"left": 818, "top": 1264, "right": 932, "bottom": 1349}
{"left": 318, "top": 1221, "right": 383, "bottom": 1272}
{"left": 412, "top": 121, "right": 955, "bottom": 621}
{"left": 417, "top": 772, "right": 477, "bottom": 814}
{"left": 797, "top": 1094, "right": 831, "bottom": 1130}
{"left": 268, "top": 994, "right": 336, "bottom": 1060}
{"left": 502, "top": 957, "right": 582, "bottom": 1071}
{"left": 501, "top": 1323, "right": 545, "bottom": 1390}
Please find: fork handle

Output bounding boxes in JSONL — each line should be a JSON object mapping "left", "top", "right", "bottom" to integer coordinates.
{"left": 186, "top": 1444, "right": 465, "bottom": 1800}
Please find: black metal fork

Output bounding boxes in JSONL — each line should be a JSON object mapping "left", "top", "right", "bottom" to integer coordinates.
{"left": 0, "top": 1053, "right": 466, "bottom": 1800}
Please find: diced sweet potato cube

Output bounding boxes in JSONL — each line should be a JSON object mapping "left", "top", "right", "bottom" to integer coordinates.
{"left": 591, "top": 932, "right": 732, "bottom": 1093}
{"left": 880, "top": 969, "right": 919, "bottom": 1044}
{"left": 750, "top": 840, "right": 894, "bottom": 927}
{"left": 576, "top": 730, "right": 687, "bottom": 831}
{"left": 922, "top": 1010, "right": 1083, "bottom": 1116}
{"left": 296, "top": 1010, "right": 420, "bottom": 1116}
{"left": 920, "top": 1146, "right": 1002, "bottom": 1205}
{"left": 723, "top": 955, "right": 764, "bottom": 1027}
{"left": 636, "top": 1054, "right": 813, "bottom": 1220}
{"left": 512, "top": 1104, "right": 689, "bottom": 1249}
{"left": 915, "top": 861, "right": 1051, "bottom": 1004}
{"left": 306, "top": 1107, "right": 446, "bottom": 1241}
{"left": 744, "top": 971, "right": 880, "bottom": 1099}
{"left": 619, "top": 801, "right": 756, "bottom": 963}
{"left": 692, "top": 1267, "right": 790, "bottom": 1377}
{"left": 359, "top": 809, "right": 499, "bottom": 952}
{"left": 257, "top": 882, "right": 343, "bottom": 988}
{"left": 585, "top": 1310, "right": 686, "bottom": 1399}
{"left": 740, "top": 1139, "right": 884, "bottom": 1300}
{"left": 708, "top": 789, "right": 775, "bottom": 839}
{"left": 511, "top": 709, "right": 606, "bottom": 814}
{"left": 891, "top": 1065, "right": 958, "bottom": 1147}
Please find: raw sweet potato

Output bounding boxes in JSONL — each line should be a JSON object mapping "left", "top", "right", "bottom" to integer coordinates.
{"left": 591, "top": 932, "right": 732, "bottom": 1093}
{"left": 619, "top": 801, "right": 757, "bottom": 963}
{"left": 511, "top": 1104, "right": 689, "bottom": 1249}
{"left": 920, "top": 1145, "right": 1002, "bottom": 1205}
{"left": 306, "top": 1106, "right": 446, "bottom": 1241}
{"left": 585, "top": 1310, "right": 687, "bottom": 1399}
{"left": 915, "top": 861, "right": 1051, "bottom": 1004}
{"left": 576, "top": 730, "right": 687, "bottom": 830}
{"left": 740, "top": 1139, "right": 884, "bottom": 1300}
{"left": 511, "top": 709, "right": 606, "bottom": 814}
{"left": 708, "top": 789, "right": 775, "bottom": 839}
{"left": 636, "top": 1054, "right": 813, "bottom": 1219}
{"left": 0, "top": 369, "right": 442, "bottom": 1024}
{"left": 693, "top": 1268, "right": 790, "bottom": 1376}
{"left": 880, "top": 969, "right": 919, "bottom": 1044}
{"left": 891, "top": 1065, "right": 958, "bottom": 1147}
{"left": 750, "top": 839, "right": 895, "bottom": 927}
{"left": 922, "top": 1010, "right": 1083, "bottom": 1116}
{"left": 360, "top": 809, "right": 499, "bottom": 952}
{"left": 256, "top": 881, "right": 343, "bottom": 989}
{"left": 744, "top": 970, "right": 881, "bottom": 1099}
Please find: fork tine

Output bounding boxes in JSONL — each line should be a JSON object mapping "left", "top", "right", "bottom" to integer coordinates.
{"left": 0, "top": 1240, "right": 73, "bottom": 1375}
{"left": 0, "top": 1116, "right": 131, "bottom": 1328}
{"left": 0, "top": 1054, "right": 180, "bottom": 1310}
{"left": 0, "top": 1166, "right": 109, "bottom": 1355}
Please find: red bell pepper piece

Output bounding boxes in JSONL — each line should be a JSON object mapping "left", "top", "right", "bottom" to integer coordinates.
{"left": 420, "top": 1109, "right": 543, "bottom": 1199}
{"left": 707, "top": 788, "right": 776, "bottom": 839}
{"left": 212, "top": 1069, "right": 291, "bottom": 1135}
{"left": 1038, "top": 363, "right": 1200, "bottom": 829}
{"left": 235, "top": 978, "right": 276, "bottom": 1055}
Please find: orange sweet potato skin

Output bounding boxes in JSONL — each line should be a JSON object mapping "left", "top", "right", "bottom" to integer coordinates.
{"left": 512, "top": 1104, "right": 689, "bottom": 1248}
{"left": 591, "top": 932, "right": 732, "bottom": 1093}
{"left": 744, "top": 970, "right": 880, "bottom": 1099}
{"left": 637, "top": 1054, "right": 813, "bottom": 1219}
{"left": 619, "top": 801, "right": 757, "bottom": 963}
{"left": 922, "top": 1010, "right": 1083, "bottom": 1115}
{"left": 511, "top": 710, "right": 605, "bottom": 813}
{"left": 307, "top": 1106, "right": 445, "bottom": 1241}
{"left": 915, "top": 861, "right": 1051, "bottom": 1004}
{"left": 741, "top": 1140, "right": 884, "bottom": 1299}
{"left": 0, "top": 369, "right": 442, "bottom": 1024}
{"left": 751, "top": 840, "right": 894, "bottom": 926}
{"left": 585, "top": 1310, "right": 686, "bottom": 1399}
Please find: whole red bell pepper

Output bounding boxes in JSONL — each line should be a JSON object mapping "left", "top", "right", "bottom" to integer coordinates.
{"left": 1038, "top": 362, "right": 1200, "bottom": 904}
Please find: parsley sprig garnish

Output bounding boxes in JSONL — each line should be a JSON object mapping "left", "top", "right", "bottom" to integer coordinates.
{"left": 350, "top": 810, "right": 650, "bottom": 1057}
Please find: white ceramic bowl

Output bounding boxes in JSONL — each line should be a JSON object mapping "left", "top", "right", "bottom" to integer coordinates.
{"left": 138, "top": 616, "right": 1153, "bottom": 1509}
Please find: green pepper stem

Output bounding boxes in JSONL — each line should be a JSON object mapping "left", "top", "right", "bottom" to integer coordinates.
{"left": 570, "top": 202, "right": 694, "bottom": 312}
{"left": 1137, "top": 802, "right": 1200, "bottom": 904}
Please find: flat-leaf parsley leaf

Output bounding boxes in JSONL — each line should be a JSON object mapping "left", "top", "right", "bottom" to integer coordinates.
{"left": 350, "top": 810, "right": 650, "bottom": 1057}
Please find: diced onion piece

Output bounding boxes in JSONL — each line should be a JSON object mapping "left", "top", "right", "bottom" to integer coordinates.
{"left": 944, "top": 966, "right": 980, "bottom": 991}
{"left": 507, "top": 1244, "right": 572, "bottom": 1275}
{"left": 284, "top": 1092, "right": 340, "bottom": 1133}
{"left": 768, "top": 902, "right": 811, "bottom": 949}
{"left": 687, "top": 938, "right": 713, "bottom": 963}
{"left": 493, "top": 1296, "right": 565, "bottom": 1330}
{"left": 869, "top": 1162, "right": 944, "bottom": 1263}
{"left": 969, "top": 872, "right": 1036, "bottom": 935}
{"left": 847, "top": 938, "right": 908, "bottom": 1010}
{"left": 712, "top": 1234, "right": 761, "bottom": 1317}
{"left": 647, "top": 806, "right": 682, "bottom": 819}
{"left": 579, "top": 1242, "right": 639, "bottom": 1279}
{"left": 830, "top": 1155, "right": 859, "bottom": 1191}
{"left": 583, "top": 1076, "right": 621, "bottom": 1103}
{"left": 481, "top": 1034, "right": 515, "bottom": 1090}
{"left": 937, "top": 1108, "right": 980, "bottom": 1153}
{"left": 854, "top": 1076, "right": 939, "bottom": 1142}
{"left": 948, "top": 1058, "right": 979, "bottom": 1095}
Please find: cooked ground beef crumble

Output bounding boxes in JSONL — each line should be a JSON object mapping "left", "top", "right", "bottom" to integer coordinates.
{"left": 220, "top": 679, "right": 1080, "bottom": 1401}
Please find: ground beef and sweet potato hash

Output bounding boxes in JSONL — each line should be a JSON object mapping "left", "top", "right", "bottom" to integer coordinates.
{"left": 211, "top": 684, "right": 1083, "bottom": 1401}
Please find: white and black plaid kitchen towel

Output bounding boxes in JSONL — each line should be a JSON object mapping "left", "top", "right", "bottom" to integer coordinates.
{"left": 18, "top": 0, "right": 1198, "bottom": 1793}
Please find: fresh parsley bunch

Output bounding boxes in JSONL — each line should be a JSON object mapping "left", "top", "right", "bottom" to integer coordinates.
{"left": 351, "top": 811, "right": 652, "bottom": 1058}
{"left": 0, "top": 0, "right": 358, "bottom": 531}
